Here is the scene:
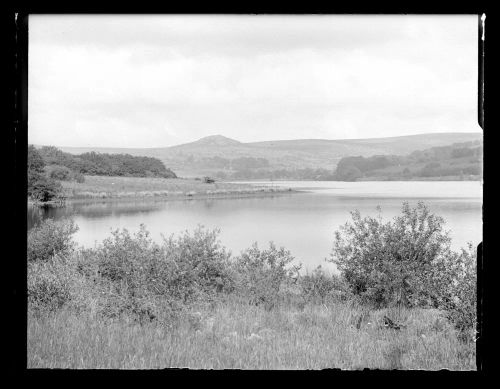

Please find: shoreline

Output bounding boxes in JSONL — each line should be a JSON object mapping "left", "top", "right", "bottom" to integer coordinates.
{"left": 28, "top": 187, "right": 300, "bottom": 207}
{"left": 229, "top": 177, "right": 482, "bottom": 183}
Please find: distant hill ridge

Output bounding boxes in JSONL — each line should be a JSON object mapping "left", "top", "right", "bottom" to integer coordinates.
{"left": 51, "top": 132, "right": 481, "bottom": 154}
{"left": 174, "top": 135, "right": 242, "bottom": 148}
{"left": 47, "top": 132, "right": 481, "bottom": 177}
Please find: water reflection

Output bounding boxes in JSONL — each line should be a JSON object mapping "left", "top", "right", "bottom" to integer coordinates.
{"left": 27, "top": 182, "right": 482, "bottom": 272}
{"left": 28, "top": 201, "right": 164, "bottom": 230}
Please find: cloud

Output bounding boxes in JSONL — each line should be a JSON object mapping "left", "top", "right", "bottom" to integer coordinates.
{"left": 28, "top": 15, "right": 481, "bottom": 147}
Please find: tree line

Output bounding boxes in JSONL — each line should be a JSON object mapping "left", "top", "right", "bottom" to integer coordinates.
{"left": 38, "top": 146, "right": 177, "bottom": 179}
{"left": 334, "top": 141, "right": 482, "bottom": 181}
{"left": 28, "top": 145, "right": 178, "bottom": 202}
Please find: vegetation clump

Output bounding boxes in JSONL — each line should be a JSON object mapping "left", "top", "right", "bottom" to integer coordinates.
{"left": 329, "top": 201, "right": 477, "bottom": 339}
{"left": 233, "top": 242, "right": 301, "bottom": 309}
{"left": 28, "top": 218, "right": 79, "bottom": 262}
{"left": 28, "top": 145, "right": 63, "bottom": 203}
{"left": 333, "top": 141, "right": 482, "bottom": 181}
{"left": 37, "top": 145, "right": 177, "bottom": 179}
{"left": 300, "top": 265, "right": 352, "bottom": 304}
{"left": 46, "top": 164, "right": 85, "bottom": 183}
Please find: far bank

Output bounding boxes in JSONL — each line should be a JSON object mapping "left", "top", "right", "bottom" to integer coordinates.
{"left": 42, "top": 175, "right": 297, "bottom": 204}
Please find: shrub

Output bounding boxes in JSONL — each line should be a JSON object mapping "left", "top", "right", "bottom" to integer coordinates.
{"left": 331, "top": 202, "right": 452, "bottom": 308}
{"left": 81, "top": 225, "right": 233, "bottom": 322}
{"left": 28, "top": 145, "right": 45, "bottom": 177}
{"left": 29, "top": 175, "right": 63, "bottom": 202}
{"left": 73, "top": 172, "right": 85, "bottom": 183}
{"left": 299, "top": 265, "right": 351, "bottom": 304}
{"left": 28, "top": 218, "right": 79, "bottom": 262}
{"left": 234, "top": 242, "right": 301, "bottom": 308}
{"left": 46, "top": 164, "right": 85, "bottom": 183}
{"left": 47, "top": 165, "right": 73, "bottom": 181}
{"left": 28, "top": 251, "right": 89, "bottom": 313}
{"left": 435, "top": 243, "right": 477, "bottom": 341}
{"left": 161, "top": 226, "right": 233, "bottom": 299}
{"left": 28, "top": 256, "right": 73, "bottom": 312}
{"left": 329, "top": 202, "right": 477, "bottom": 337}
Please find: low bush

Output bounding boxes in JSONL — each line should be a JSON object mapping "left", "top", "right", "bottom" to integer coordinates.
{"left": 329, "top": 202, "right": 477, "bottom": 338}
{"left": 46, "top": 165, "right": 85, "bottom": 183}
{"left": 160, "top": 226, "right": 234, "bottom": 299}
{"left": 75, "top": 225, "right": 233, "bottom": 322}
{"left": 28, "top": 250, "right": 91, "bottom": 314}
{"left": 28, "top": 218, "right": 79, "bottom": 262}
{"left": 233, "top": 242, "right": 302, "bottom": 308}
{"left": 29, "top": 175, "right": 63, "bottom": 202}
{"left": 74, "top": 172, "right": 85, "bottom": 183}
{"left": 300, "top": 265, "right": 352, "bottom": 304}
{"left": 47, "top": 165, "right": 73, "bottom": 181}
{"left": 437, "top": 243, "right": 477, "bottom": 342}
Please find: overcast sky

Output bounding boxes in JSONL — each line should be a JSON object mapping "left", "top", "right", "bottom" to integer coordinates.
{"left": 28, "top": 15, "right": 481, "bottom": 148}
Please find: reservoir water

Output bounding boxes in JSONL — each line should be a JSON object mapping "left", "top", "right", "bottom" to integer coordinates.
{"left": 27, "top": 181, "right": 482, "bottom": 272}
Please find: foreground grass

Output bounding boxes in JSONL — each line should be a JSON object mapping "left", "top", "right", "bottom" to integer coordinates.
{"left": 28, "top": 299, "right": 475, "bottom": 370}
{"left": 61, "top": 175, "right": 292, "bottom": 200}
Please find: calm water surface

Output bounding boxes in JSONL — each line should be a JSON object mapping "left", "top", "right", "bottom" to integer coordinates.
{"left": 28, "top": 181, "right": 482, "bottom": 272}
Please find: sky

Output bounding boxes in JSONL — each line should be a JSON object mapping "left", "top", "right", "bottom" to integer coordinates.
{"left": 28, "top": 15, "right": 481, "bottom": 148}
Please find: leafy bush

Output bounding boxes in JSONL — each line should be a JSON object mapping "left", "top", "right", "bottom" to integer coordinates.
{"left": 299, "top": 266, "right": 351, "bottom": 304}
{"left": 29, "top": 175, "right": 63, "bottom": 202}
{"left": 74, "top": 172, "right": 85, "bottom": 183}
{"left": 435, "top": 243, "right": 477, "bottom": 341}
{"left": 28, "top": 254, "right": 85, "bottom": 313}
{"left": 329, "top": 202, "right": 477, "bottom": 337}
{"left": 80, "top": 225, "right": 233, "bottom": 322}
{"left": 234, "top": 242, "right": 301, "bottom": 308}
{"left": 28, "top": 218, "right": 79, "bottom": 262}
{"left": 28, "top": 145, "right": 46, "bottom": 195}
{"left": 161, "top": 226, "right": 234, "bottom": 299}
{"left": 331, "top": 202, "right": 451, "bottom": 307}
{"left": 47, "top": 165, "right": 73, "bottom": 181}
{"left": 28, "top": 145, "right": 45, "bottom": 177}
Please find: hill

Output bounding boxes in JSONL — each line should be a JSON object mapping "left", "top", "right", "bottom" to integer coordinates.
{"left": 334, "top": 140, "right": 483, "bottom": 181}
{"left": 53, "top": 132, "right": 482, "bottom": 178}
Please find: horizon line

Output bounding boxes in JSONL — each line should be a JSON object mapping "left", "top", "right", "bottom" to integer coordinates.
{"left": 31, "top": 130, "right": 482, "bottom": 150}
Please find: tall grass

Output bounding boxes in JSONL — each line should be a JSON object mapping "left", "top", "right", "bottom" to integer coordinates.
{"left": 28, "top": 300, "right": 475, "bottom": 370}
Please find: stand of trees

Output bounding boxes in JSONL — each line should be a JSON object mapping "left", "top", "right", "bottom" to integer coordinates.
{"left": 29, "top": 145, "right": 179, "bottom": 203}
{"left": 38, "top": 146, "right": 177, "bottom": 179}
{"left": 28, "top": 145, "right": 63, "bottom": 202}
{"left": 333, "top": 141, "right": 482, "bottom": 181}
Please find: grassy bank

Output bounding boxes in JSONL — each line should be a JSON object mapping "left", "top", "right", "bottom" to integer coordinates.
{"left": 60, "top": 175, "right": 294, "bottom": 201}
{"left": 28, "top": 300, "right": 474, "bottom": 370}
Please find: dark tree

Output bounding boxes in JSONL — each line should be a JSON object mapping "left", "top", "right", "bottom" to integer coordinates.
{"left": 28, "top": 145, "right": 46, "bottom": 194}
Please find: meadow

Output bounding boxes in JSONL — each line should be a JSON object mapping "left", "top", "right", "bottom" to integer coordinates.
{"left": 28, "top": 299, "right": 474, "bottom": 370}
{"left": 60, "top": 175, "right": 292, "bottom": 200}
